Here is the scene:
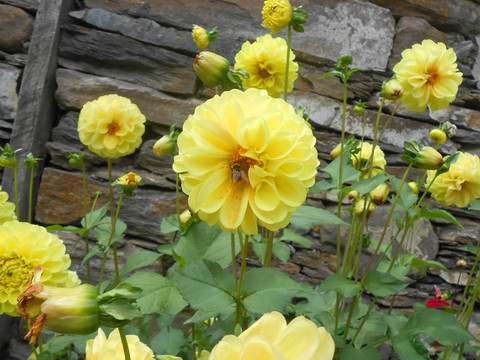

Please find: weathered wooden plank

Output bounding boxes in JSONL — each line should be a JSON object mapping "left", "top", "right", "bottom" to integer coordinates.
{"left": 1, "top": 0, "right": 74, "bottom": 221}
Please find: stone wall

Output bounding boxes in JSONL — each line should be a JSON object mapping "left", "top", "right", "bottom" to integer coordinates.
{"left": 1, "top": 0, "right": 480, "bottom": 358}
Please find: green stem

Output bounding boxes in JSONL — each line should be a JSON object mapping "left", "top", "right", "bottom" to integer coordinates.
{"left": 14, "top": 166, "right": 18, "bottom": 219}
{"left": 235, "top": 233, "right": 248, "bottom": 326}
{"left": 283, "top": 24, "right": 292, "bottom": 101}
{"left": 81, "top": 159, "right": 91, "bottom": 283}
{"left": 263, "top": 230, "right": 274, "bottom": 267}
{"left": 231, "top": 233, "right": 238, "bottom": 289}
{"left": 351, "top": 296, "right": 378, "bottom": 344}
{"left": 107, "top": 159, "right": 120, "bottom": 285}
{"left": 176, "top": 173, "right": 181, "bottom": 230}
{"left": 28, "top": 167, "right": 33, "bottom": 223}
{"left": 118, "top": 327, "right": 131, "bottom": 360}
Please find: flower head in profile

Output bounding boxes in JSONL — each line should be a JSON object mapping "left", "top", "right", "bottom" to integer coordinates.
{"left": 0, "top": 221, "right": 71, "bottom": 316}
{"left": 262, "top": 0, "right": 293, "bottom": 34}
{"left": 426, "top": 152, "right": 480, "bottom": 208}
{"left": 0, "top": 186, "right": 16, "bottom": 224}
{"left": 393, "top": 39, "right": 463, "bottom": 112}
{"left": 234, "top": 34, "right": 298, "bottom": 98}
{"left": 112, "top": 172, "right": 141, "bottom": 196}
{"left": 209, "top": 311, "right": 334, "bottom": 360}
{"left": 173, "top": 89, "right": 318, "bottom": 235}
{"left": 86, "top": 328, "right": 155, "bottom": 360}
{"left": 78, "top": 94, "right": 146, "bottom": 159}
{"left": 192, "top": 25, "right": 209, "bottom": 49}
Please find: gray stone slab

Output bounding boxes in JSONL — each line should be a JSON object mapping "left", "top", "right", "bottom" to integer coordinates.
{"left": 0, "top": 63, "right": 19, "bottom": 119}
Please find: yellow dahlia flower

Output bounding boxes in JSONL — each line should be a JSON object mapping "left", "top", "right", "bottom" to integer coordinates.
{"left": 78, "top": 94, "right": 146, "bottom": 159}
{"left": 0, "top": 221, "right": 71, "bottom": 316}
{"left": 262, "top": 0, "right": 293, "bottom": 34}
{"left": 347, "top": 142, "right": 386, "bottom": 179}
{"left": 173, "top": 88, "right": 318, "bottom": 235}
{"left": 234, "top": 34, "right": 298, "bottom": 98}
{"left": 209, "top": 311, "right": 335, "bottom": 360}
{"left": 86, "top": 328, "right": 155, "bottom": 360}
{"left": 426, "top": 152, "right": 480, "bottom": 208}
{"left": 393, "top": 39, "right": 463, "bottom": 112}
{"left": 0, "top": 186, "right": 16, "bottom": 224}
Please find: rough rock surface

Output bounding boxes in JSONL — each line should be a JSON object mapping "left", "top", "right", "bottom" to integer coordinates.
{"left": 0, "top": 4, "right": 33, "bottom": 53}
{"left": 0, "top": 63, "right": 19, "bottom": 120}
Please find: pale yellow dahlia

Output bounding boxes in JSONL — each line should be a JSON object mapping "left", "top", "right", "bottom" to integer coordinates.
{"left": 262, "top": 0, "right": 293, "bottom": 34}
{"left": 234, "top": 34, "right": 298, "bottom": 98}
{"left": 426, "top": 152, "right": 480, "bottom": 208}
{"left": 0, "top": 221, "right": 71, "bottom": 316}
{"left": 86, "top": 328, "right": 155, "bottom": 360}
{"left": 0, "top": 186, "right": 16, "bottom": 224}
{"left": 209, "top": 311, "right": 335, "bottom": 360}
{"left": 173, "top": 88, "right": 318, "bottom": 235}
{"left": 78, "top": 94, "right": 146, "bottom": 159}
{"left": 393, "top": 39, "right": 463, "bottom": 112}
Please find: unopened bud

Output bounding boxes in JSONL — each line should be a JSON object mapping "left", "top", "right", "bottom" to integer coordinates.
{"left": 192, "top": 25, "right": 209, "bottom": 49}
{"left": 370, "top": 183, "right": 389, "bottom": 205}
{"left": 179, "top": 209, "right": 192, "bottom": 225}
{"left": 354, "top": 199, "right": 376, "bottom": 218}
{"left": 330, "top": 143, "right": 342, "bottom": 160}
{"left": 193, "top": 51, "right": 230, "bottom": 88}
{"left": 153, "top": 135, "right": 176, "bottom": 156}
{"left": 430, "top": 128, "right": 447, "bottom": 145}
{"left": 68, "top": 153, "right": 84, "bottom": 167}
{"left": 348, "top": 190, "right": 359, "bottom": 202}
{"left": 415, "top": 146, "right": 445, "bottom": 170}
{"left": 24, "top": 153, "right": 40, "bottom": 170}
{"left": 408, "top": 181, "right": 419, "bottom": 195}
{"left": 380, "top": 79, "right": 403, "bottom": 100}
{"left": 456, "top": 259, "right": 467, "bottom": 270}
{"left": 0, "top": 143, "right": 19, "bottom": 169}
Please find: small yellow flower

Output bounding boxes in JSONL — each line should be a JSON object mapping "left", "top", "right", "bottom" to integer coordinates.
{"left": 86, "top": 328, "right": 156, "bottom": 360}
{"left": 78, "top": 94, "right": 146, "bottom": 159}
{"left": 0, "top": 186, "right": 16, "bottom": 224}
{"left": 393, "top": 39, "right": 463, "bottom": 112}
{"left": 113, "top": 172, "right": 141, "bottom": 196}
{"left": 0, "top": 221, "right": 71, "bottom": 316}
{"left": 209, "top": 311, "right": 334, "bottom": 360}
{"left": 234, "top": 34, "right": 298, "bottom": 98}
{"left": 426, "top": 152, "right": 480, "bottom": 208}
{"left": 192, "top": 25, "right": 209, "bottom": 49}
{"left": 173, "top": 89, "right": 318, "bottom": 234}
{"left": 261, "top": 0, "right": 293, "bottom": 34}
{"left": 352, "top": 142, "right": 387, "bottom": 179}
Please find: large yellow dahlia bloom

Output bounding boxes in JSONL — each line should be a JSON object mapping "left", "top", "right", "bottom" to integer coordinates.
{"left": 209, "top": 311, "right": 335, "bottom": 360}
{"left": 0, "top": 221, "right": 71, "bottom": 316}
{"left": 173, "top": 89, "right": 318, "bottom": 234}
{"left": 426, "top": 152, "right": 480, "bottom": 208}
{"left": 393, "top": 39, "right": 463, "bottom": 112}
{"left": 234, "top": 35, "right": 298, "bottom": 98}
{"left": 86, "top": 328, "right": 155, "bottom": 360}
{"left": 262, "top": 0, "right": 293, "bottom": 34}
{"left": 0, "top": 186, "right": 16, "bottom": 224}
{"left": 78, "top": 94, "right": 146, "bottom": 159}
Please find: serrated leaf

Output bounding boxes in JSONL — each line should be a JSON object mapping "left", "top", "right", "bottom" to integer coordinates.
{"left": 160, "top": 214, "right": 180, "bottom": 234}
{"left": 125, "top": 271, "right": 187, "bottom": 315}
{"left": 323, "top": 150, "right": 361, "bottom": 185}
{"left": 81, "top": 205, "right": 107, "bottom": 228}
{"left": 290, "top": 206, "right": 348, "bottom": 230}
{"left": 272, "top": 242, "right": 291, "bottom": 263}
{"left": 318, "top": 273, "right": 362, "bottom": 298}
{"left": 351, "top": 174, "right": 388, "bottom": 194}
{"left": 388, "top": 174, "right": 417, "bottom": 211}
{"left": 278, "top": 228, "right": 313, "bottom": 248}
{"left": 415, "top": 206, "right": 462, "bottom": 228}
{"left": 363, "top": 271, "right": 408, "bottom": 297}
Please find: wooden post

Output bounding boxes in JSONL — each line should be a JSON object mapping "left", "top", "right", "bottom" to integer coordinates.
{"left": 1, "top": 0, "right": 75, "bottom": 221}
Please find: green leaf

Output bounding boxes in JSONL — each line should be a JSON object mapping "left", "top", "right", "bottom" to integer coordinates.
{"left": 125, "top": 271, "right": 187, "bottom": 315}
{"left": 121, "top": 250, "right": 162, "bottom": 276}
{"left": 387, "top": 174, "right": 417, "bottom": 211}
{"left": 414, "top": 206, "right": 463, "bottom": 228}
{"left": 323, "top": 150, "right": 361, "bottom": 186}
{"left": 294, "top": 288, "right": 336, "bottom": 317}
{"left": 150, "top": 326, "right": 186, "bottom": 356}
{"left": 99, "top": 298, "right": 142, "bottom": 321}
{"left": 81, "top": 205, "right": 107, "bottom": 229}
{"left": 410, "top": 257, "right": 447, "bottom": 276}
{"left": 469, "top": 199, "right": 480, "bottom": 210}
{"left": 363, "top": 271, "right": 408, "bottom": 297}
{"left": 340, "top": 345, "right": 381, "bottom": 360}
{"left": 98, "top": 282, "right": 142, "bottom": 304}
{"left": 351, "top": 174, "right": 388, "bottom": 194}
{"left": 242, "top": 268, "right": 304, "bottom": 314}
{"left": 318, "top": 274, "right": 362, "bottom": 298}
{"left": 94, "top": 218, "right": 127, "bottom": 247}
{"left": 309, "top": 179, "right": 336, "bottom": 193}
{"left": 46, "top": 224, "right": 84, "bottom": 234}
{"left": 81, "top": 245, "right": 101, "bottom": 265}
{"left": 160, "top": 214, "right": 180, "bottom": 234}
{"left": 353, "top": 311, "right": 388, "bottom": 348}
{"left": 392, "top": 335, "right": 431, "bottom": 360}
{"left": 290, "top": 206, "right": 348, "bottom": 230}
{"left": 169, "top": 260, "right": 235, "bottom": 314}
{"left": 272, "top": 242, "right": 291, "bottom": 263}
{"left": 460, "top": 241, "right": 479, "bottom": 255}
{"left": 278, "top": 228, "right": 313, "bottom": 248}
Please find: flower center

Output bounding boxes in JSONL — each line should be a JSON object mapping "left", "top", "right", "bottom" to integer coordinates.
{"left": 257, "top": 64, "right": 272, "bottom": 79}
{"left": 229, "top": 153, "right": 259, "bottom": 182}
{"left": 0, "top": 256, "right": 32, "bottom": 290}
{"left": 426, "top": 70, "right": 439, "bottom": 86}
{"left": 107, "top": 122, "right": 120, "bottom": 135}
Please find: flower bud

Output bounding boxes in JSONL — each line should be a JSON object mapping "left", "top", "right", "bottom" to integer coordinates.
{"left": 430, "top": 128, "right": 447, "bottom": 145}
{"left": 456, "top": 258, "right": 467, "bottom": 270}
{"left": 408, "top": 181, "right": 419, "bottom": 195}
{"left": 330, "top": 143, "right": 342, "bottom": 160}
{"left": 353, "top": 100, "right": 367, "bottom": 114}
{"left": 193, "top": 51, "right": 230, "bottom": 88}
{"left": 68, "top": 153, "right": 84, "bottom": 167}
{"left": 370, "top": 183, "right": 389, "bottom": 205}
{"left": 354, "top": 199, "right": 376, "bottom": 218}
{"left": 192, "top": 25, "right": 209, "bottom": 49}
{"left": 380, "top": 79, "right": 403, "bottom": 100}
{"left": 24, "top": 153, "right": 40, "bottom": 170}
{"left": 18, "top": 266, "right": 99, "bottom": 345}
{"left": 154, "top": 135, "right": 176, "bottom": 156}
{"left": 414, "top": 146, "right": 445, "bottom": 170}
{"left": 179, "top": 209, "right": 192, "bottom": 225}
{"left": 335, "top": 54, "right": 353, "bottom": 70}
{"left": 0, "top": 143, "right": 19, "bottom": 169}
{"left": 348, "top": 190, "right": 359, "bottom": 202}
{"left": 261, "top": 0, "right": 293, "bottom": 34}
